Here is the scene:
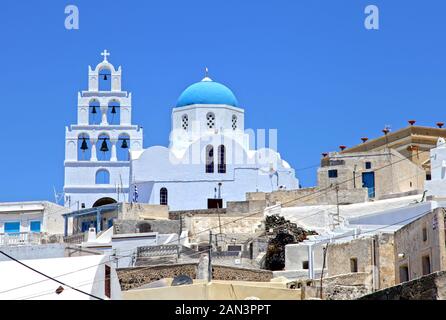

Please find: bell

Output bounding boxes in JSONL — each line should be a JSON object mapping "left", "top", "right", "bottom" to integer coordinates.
{"left": 111, "top": 106, "right": 117, "bottom": 114}
{"left": 91, "top": 106, "right": 97, "bottom": 114}
{"left": 80, "top": 138, "right": 89, "bottom": 151}
{"left": 100, "top": 139, "right": 109, "bottom": 152}
{"left": 121, "top": 139, "right": 129, "bottom": 149}
{"left": 103, "top": 74, "right": 108, "bottom": 80}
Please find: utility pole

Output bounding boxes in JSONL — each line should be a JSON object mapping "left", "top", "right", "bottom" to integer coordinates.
{"left": 177, "top": 213, "right": 182, "bottom": 259}
{"left": 329, "top": 184, "right": 341, "bottom": 231}
{"left": 320, "top": 244, "right": 328, "bottom": 300}
{"left": 208, "top": 230, "right": 213, "bottom": 283}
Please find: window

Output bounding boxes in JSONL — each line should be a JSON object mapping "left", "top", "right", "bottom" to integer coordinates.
{"left": 4, "top": 222, "right": 20, "bottom": 234}
{"left": 105, "top": 265, "right": 111, "bottom": 298}
{"left": 423, "top": 227, "right": 428, "bottom": 242}
{"left": 228, "top": 245, "right": 242, "bottom": 252}
{"left": 182, "top": 114, "right": 189, "bottom": 130}
{"left": 205, "top": 145, "right": 214, "bottom": 173}
{"left": 206, "top": 113, "right": 215, "bottom": 129}
{"left": 30, "top": 221, "right": 41, "bottom": 233}
{"left": 365, "top": 162, "right": 372, "bottom": 170}
{"left": 160, "top": 188, "right": 168, "bottom": 206}
{"left": 422, "top": 256, "right": 431, "bottom": 276}
{"left": 302, "top": 261, "right": 309, "bottom": 270}
{"left": 426, "top": 174, "right": 432, "bottom": 181}
{"left": 232, "top": 115, "right": 238, "bottom": 130}
{"left": 399, "top": 265, "right": 409, "bottom": 283}
{"left": 328, "top": 169, "right": 338, "bottom": 178}
{"left": 218, "top": 145, "right": 226, "bottom": 174}
{"left": 96, "top": 170, "right": 110, "bottom": 185}
{"left": 350, "top": 258, "right": 358, "bottom": 273}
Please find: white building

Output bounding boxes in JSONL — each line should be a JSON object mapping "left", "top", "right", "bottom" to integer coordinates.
{"left": 426, "top": 137, "right": 446, "bottom": 198}
{"left": 130, "top": 74, "right": 299, "bottom": 210}
{"left": 0, "top": 201, "right": 69, "bottom": 246}
{"left": 64, "top": 50, "right": 143, "bottom": 209}
{"left": 0, "top": 255, "right": 121, "bottom": 300}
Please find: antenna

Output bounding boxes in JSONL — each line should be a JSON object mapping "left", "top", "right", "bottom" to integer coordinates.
{"left": 53, "top": 187, "right": 64, "bottom": 205}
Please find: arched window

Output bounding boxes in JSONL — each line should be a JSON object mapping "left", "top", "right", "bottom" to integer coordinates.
{"left": 182, "top": 114, "right": 189, "bottom": 130}
{"left": 206, "top": 113, "right": 215, "bottom": 129}
{"left": 232, "top": 115, "right": 238, "bottom": 130}
{"left": 108, "top": 100, "right": 121, "bottom": 125}
{"left": 117, "top": 133, "right": 130, "bottom": 161}
{"left": 206, "top": 145, "right": 214, "bottom": 173}
{"left": 97, "top": 134, "right": 111, "bottom": 161}
{"left": 218, "top": 145, "right": 226, "bottom": 174}
{"left": 89, "top": 100, "right": 100, "bottom": 125}
{"left": 99, "top": 68, "right": 112, "bottom": 91}
{"left": 78, "top": 133, "right": 91, "bottom": 161}
{"left": 160, "top": 188, "right": 168, "bottom": 205}
{"left": 96, "top": 170, "right": 110, "bottom": 185}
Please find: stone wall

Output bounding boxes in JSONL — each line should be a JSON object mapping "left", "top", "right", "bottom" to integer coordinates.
{"left": 359, "top": 271, "right": 446, "bottom": 300}
{"left": 247, "top": 187, "right": 367, "bottom": 207}
{"left": 114, "top": 219, "right": 180, "bottom": 235}
{"left": 117, "top": 263, "right": 273, "bottom": 291}
{"left": 120, "top": 203, "right": 169, "bottom": 220}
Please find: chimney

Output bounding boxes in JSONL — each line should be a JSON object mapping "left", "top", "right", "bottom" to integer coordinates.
{"left": 408, "top": 120, "right": 416, "bottom": 126}
{"left": 361, "top": 137, "right": 369, "bottom": 143}
{"left": 339, "top": 145, "right": 347, "bottom": 151}
{"left": 87, "top": 227, "right": 97, "bottom": 242}
{"left": 437, "top": 122, "right": 444, "bottom": 128}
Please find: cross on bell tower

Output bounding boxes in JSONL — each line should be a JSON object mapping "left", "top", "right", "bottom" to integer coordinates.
{"left": 101, "top": 49, "right": 110, "bottom": 62}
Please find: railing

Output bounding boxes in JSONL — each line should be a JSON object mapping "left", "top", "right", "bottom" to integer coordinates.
{"left": 0, "top": 232, "right": 43, "bottom": 246}
{"left": 137, "top": 245, "right": 178, "bottom": 257}
{"left": 63, "top": 232, "right": 87, "bottom": 244}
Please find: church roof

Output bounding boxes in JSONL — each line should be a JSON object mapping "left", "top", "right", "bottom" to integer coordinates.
{"left": 176, "top": 77, "right": 239, "bottom": 108}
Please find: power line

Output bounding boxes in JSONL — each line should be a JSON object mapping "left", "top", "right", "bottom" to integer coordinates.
{"left": 4, "top": 142, "right": 441, "bottom": 296}
{"left": 0, "top": 250, "right": 103, "bottom": 300}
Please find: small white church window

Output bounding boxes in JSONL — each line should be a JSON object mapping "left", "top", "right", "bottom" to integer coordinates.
{"left": 232, "top": 115, "right": 238, "bottom": 130}
{"left": 207, "top": 113, "right": 215, "bottom": 129}
{"left": 182, "top": 114, "right": 189, "bottom": 130}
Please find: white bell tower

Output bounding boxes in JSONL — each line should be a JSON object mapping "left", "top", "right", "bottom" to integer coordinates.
{"left": 64, "top": 50, "right": 144, "bottom": 209}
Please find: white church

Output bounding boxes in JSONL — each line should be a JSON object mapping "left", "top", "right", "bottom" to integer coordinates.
{"left": 64, "top": 52, "right": 299, "bottom": 211}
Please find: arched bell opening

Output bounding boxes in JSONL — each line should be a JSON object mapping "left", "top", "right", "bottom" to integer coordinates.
{"left": 117, "top": 133, "right": 130, "bottom": 161}
{"left": 78, "top": 133, "right": 91, "bottom": 161}
{"left": 97, "top": 134, "right": 111, "bottom": 161}
{"left": 89, "top": 99, "right": 100, "bottom": 125}
{"left": 92, "top": 197, "right": 117, "bottom": 208}
{"left": 99, "top": 68, "right": 112, "bottom": 91}
{"left": 107, "top": 100, "right": 121, "bottom": 125}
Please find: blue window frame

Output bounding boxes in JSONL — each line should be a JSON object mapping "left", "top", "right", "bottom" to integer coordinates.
{"left": 4, "top": 222, "right": 20, "bottom": 234}
{"left": 30, "top": 221, "right": 41, "bottom": 233}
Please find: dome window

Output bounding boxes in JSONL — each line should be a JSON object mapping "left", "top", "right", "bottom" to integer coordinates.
{"left": 232, "top": 115, "right": 238, "bottom": 130}
{"left": 207, "top": 113, "right": 215, "bottom": 129}
{"left": 182, "top": 114, "right": 189, "bottom": 130}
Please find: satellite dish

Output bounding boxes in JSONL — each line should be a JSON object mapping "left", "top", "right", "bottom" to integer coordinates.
{"left": 171, "top": 275, "right": 193, "bottom": 287}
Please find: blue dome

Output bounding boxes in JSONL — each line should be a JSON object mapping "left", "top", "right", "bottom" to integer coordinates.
{"left": 176, "top": 78, "right": 239, "bottom": 108}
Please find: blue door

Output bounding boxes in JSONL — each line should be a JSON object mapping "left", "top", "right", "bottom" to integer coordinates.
{"left": 362, "top": 172, "right": 375, "bottom": 198}
{"left": 81, "top": 221, "right": 97, "bottom": 232}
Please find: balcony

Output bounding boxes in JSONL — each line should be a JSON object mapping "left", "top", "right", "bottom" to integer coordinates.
{"left": 0, "top": 232, "right": 43, "bottom": 247}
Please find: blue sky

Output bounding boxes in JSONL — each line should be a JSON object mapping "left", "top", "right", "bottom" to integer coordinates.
{"left": 0, "top": 0, "right": 445, "bottom": 203}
